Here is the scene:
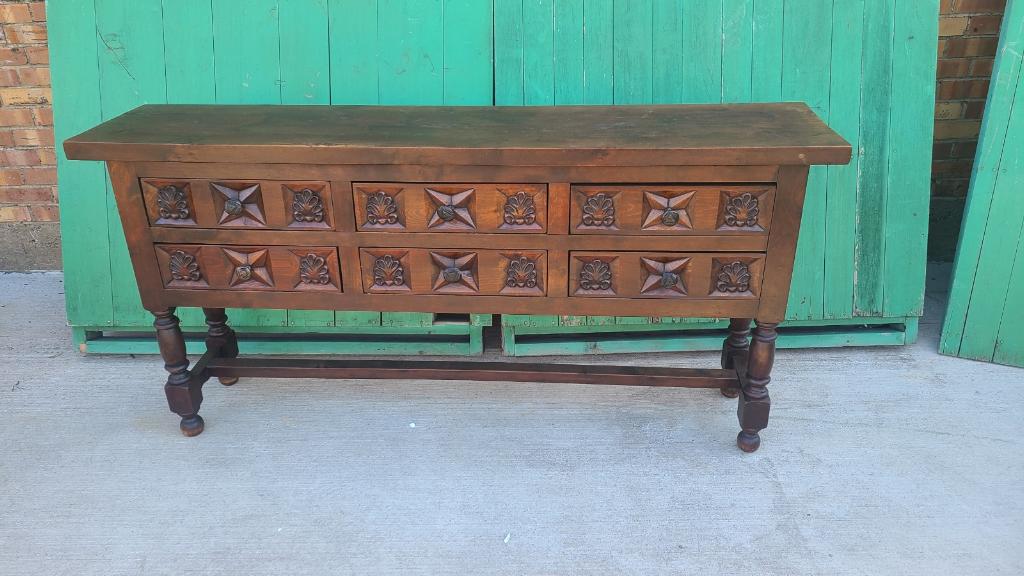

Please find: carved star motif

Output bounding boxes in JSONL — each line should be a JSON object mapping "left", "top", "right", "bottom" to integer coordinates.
{"left": 430, "top": 252, "right": 479, "bottom": 292}
{"left": 642, "top": 190, "right": 693, "bottom": 230}
{"left": 212, "top": 183, "right": 266, "bottom": 226}
{"left": 640, "top": 257, "right": 689, "bottom": 295}
{"left": 426, "top": 188, "right": 476, "bottom": 229}
{"left": 223, "top": 248, "right": 273, "bottom": 287}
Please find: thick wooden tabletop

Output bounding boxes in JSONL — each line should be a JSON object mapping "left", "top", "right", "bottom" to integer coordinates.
{"left": 64, "top": 103, "right": 851, "bottom": 167}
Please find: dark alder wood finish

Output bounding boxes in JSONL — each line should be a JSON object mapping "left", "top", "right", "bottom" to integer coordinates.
{"left": 65, "top": 103, "right": 850, "bottom": 452}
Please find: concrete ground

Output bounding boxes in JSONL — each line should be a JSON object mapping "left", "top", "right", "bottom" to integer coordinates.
{"left": 0, "top": 269, "right": 1021, "bottom": 575}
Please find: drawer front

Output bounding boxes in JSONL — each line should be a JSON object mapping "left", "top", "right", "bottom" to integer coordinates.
{"left": 569, "top": 251, "right": 765, "bottom": 299}
{"left": 142, "top": 178, "right": 334, "bottom": 230}
{"left": 570, "top": 185, "right": 774, "bottom": 235}
{"left": 358, "top": 248, "right": 547, "bottom": 296}
{"left": 155, "top": 244, "right": 342, "bottom": 292}
{"left": 353, "top": 183, "right": 548, "bottom": 233}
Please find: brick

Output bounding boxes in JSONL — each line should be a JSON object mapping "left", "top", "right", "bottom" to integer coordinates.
{"left": 0, "top": 148, "right": 42, "bottom": 166}
{"left": 12, "top": 128, "right": 54, "bottom": 147}
{"left": 944, "top": 37, "right": 999, "bottom": 57}
{"left": 0, "top": 187, "right": 52, "bottom": 204}
{"left": 936, "top": 58, "right": 971, "bottom": 78}
{"left": 0, "top": 131, "right": 13, "bottom": 147}
{"left": 967, "top": 15, "right": 1003, "bottom": 34}
{"left": 940, "top": 0, "right": 956, "bottom": 15}
{"left": 28, "top": 205, "right": 59, "bottom": 222}
{"left": 4, "top": 23, "right": 47, "bottom": 45}
{"left": 22, "top": 167, "right": 56, "bottom": 185}
{"left": 0, "top": 68, "right": 18, "bottom": 86}
{"left": 935, "top": 102, "right": 963, "bottom": 120}
{"left": 37, "top": 147, "right": 56, "bottom": 165}
{"left": 17, "top": 67, "right": 49, "bottom": 86}
{"left": 937, "top": 39, "right": 947, "bottom": 57}
{"left": 932, "top": 160, "right": 974, "bottom": 176}
{"left": 939, "top": 16, "right": 969, "bottom": 36}
{"left": 25, "top": 46, "right": 47, "bottom": 64}
{"left": 934, "top": 120, "right": 982, "bottom": 140}
{"left": 971, "top": 58, "right": 995, "bottom": 76}
{"left": 955, "top": 0, "right": 1007, "bottom": 12}
{"left": 33, "top": 107, "right": 52, "bottom": 126}
{"left": 0, "top": 108, "right": 33, "bottom": 126}
{"left": 0, "top": 47, "right": 27, "bottom": 65}
{"left": 963, "top": 101, "right": 986, "bottom": 119}
{"left": 0, "top": 169, "right": 25, "bottom": 186}
{"left": 953, "top": 142, "right": 978, "bottom": 159}
{"left": 0, "top": 206, "right": 31, "bottom": 223}
{"left": 28, "top": 2, "right": 45, "bottom": 22}
{"left": 0, "top": 4, "right": 31, "bottom": 23}
{"left": 933, "top": 142, "right": 956, "bottom": 160}
{"left": 0, "top": 86, "right": 50, "bottom": 105}
{"left": 931, "top": 179, "right": 971, "bottom": 199}
{"left": 937, "top": 79, "right": 990, "bottom": 100}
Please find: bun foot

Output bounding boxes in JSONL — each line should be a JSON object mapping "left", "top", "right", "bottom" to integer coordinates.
{"left": 720, "top": 386, "right": 740, "bottom": 398}
{"left": 218, "top": 376, "right": 239, "bottom": 386}
{"left": 737, "top": 430, "right": 760, "bottom": 453}
{"left": 180, "top": 414, "right": 205, "bottom": 437}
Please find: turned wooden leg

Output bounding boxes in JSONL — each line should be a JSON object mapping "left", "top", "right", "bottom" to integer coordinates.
{"left": 153, "top": 308, "right": 205, "bottom": 437}
{"left": 720, "top": 317, "right": 752, "bottom": 398}
{"left": 736, "top": 320, "right": 776, "bottom": 453}
{"left": 203, "top": 307, "right": 239, "bottom": 386}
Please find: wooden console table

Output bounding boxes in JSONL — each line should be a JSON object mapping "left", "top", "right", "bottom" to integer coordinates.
{"left": 65, "top": 104, "right": 850, "bottom": 452}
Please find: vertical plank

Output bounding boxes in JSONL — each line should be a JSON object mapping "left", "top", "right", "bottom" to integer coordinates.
{"left": 583, "top": 0, "right": 614, "bottom": 104}
{"left": 855, "top": 0, "right": 894, "bottom": 316}
{"left": 553, "top": 0, "right": 584, "bottom": 104}
{"left": 162, "top": 0, "right": 217, "bottom": 328}
{"left": 681, "top": 0, "right": 722, "bottom": 103}
{"left": 443, "top": 0, "right": 494, "bottom": 105}
{"left": 94, "top": 0, "right": 168, "bottom": 329}
{"left": 721, "top": 0, "right": 753, "bottom": 103}
{"left": 213, "top": 0, "right": 287, "bottom": 327}
{"left": 378, "top": 0, "right": 444, "bottom": 105}
{"left": 652, "top": 0, "right": 683, "bottom": 103}
{"left": 281, "top": 0, "right": 335, "bottom": 328}
{"left": 613, "top": 0, "right": 653, "bottom": 104}
{"left": 523, "top": 0, "right": 555, "bottom": 105}
{"left": 882, "top": 0, "right": 938, "bottom": 318}
{"left": 823, "top": 0, "right": 865, "bottom": 319}
{"left": 750, "top": 0, "right": 783, "bottom": 102}
{"left": 49, "top": 0, "right": 113, "bottom": 328}
{"left": 328, "top": 0, "right": 379, "bottom": 104}
{"left": 782, "top": 0, "right": 833, "bottom": 320}
{"left": 494, "top": 0, "right": 525, "bottom": 105}
{"left": 993, "top": 229, "right": 1024, "bottom": 367}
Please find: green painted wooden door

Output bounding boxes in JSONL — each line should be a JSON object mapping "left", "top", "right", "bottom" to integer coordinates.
{"left": 940, "top": 1, "right": 1024, "bottom": 368}
{"left": 50, "top": 0, "right": 938, "bottom": 347}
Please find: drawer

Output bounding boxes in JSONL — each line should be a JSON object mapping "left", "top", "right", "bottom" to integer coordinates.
{"left": 569, "top": 251, "right": 765, "bottom": 299}
{"left": 358, "top": 248, "right": 547, "bottom": 296}
{"left": 570, "top": 185, "right": 774, "bottom": 235}
{"left": 141, "top": 178, "right": 334, "bottom": 230}
{"left": 154, "top": 244, "right": 341, "bottom": 292}
{"left": 353, "top": 183, "right": 548, "bottom": 233}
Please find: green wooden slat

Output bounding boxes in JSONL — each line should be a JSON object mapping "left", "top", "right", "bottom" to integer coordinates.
{"left": 443, "top": 0, "right": 494, "bottom": 105}
{"left": 378, "top": 0, "right": 444, "bottom": 105}
{"left": 553, "top": 0, "right": 584, "bottom": 105}
{"left": 782, "top": 0, "right": 833, "bottom": 321}
{"left": 495, "top": 0, "right": 525, "bottom": 105}
{"left": 652, "top": 0, "right": 683, "bottom": 103}
{"left": 721, "top": 0, "right": 753, "bottom": 103}
{"left": 681, "top": 0, "right": 722, "bottom": 103}
{"left": 523, "top": 0, "right": 555, "bottom": 105}
{"left": 750, "top": 0, "right": 783, "bottom": 102}
{"left": 883, "top": 0, "right": 938, "bottom": 318}
{"left": 328, "top": 0, "right": 379, "bottom": 105}
{"left": 49, "top": 0, "right": 113, "bottom": 328}
{"left": 993, "top": 227, "right": 1024, "bottom": 366}
{"left": 823, "top": 0, "right": 865, "bottom": 320}
{"left": 855, "top": 0, "right": 894, "bottom": 316}
{"left": 95, "top": 0, "right": 168, "bottom": 329}
{"left": 613, "top": 0, "right": 653, "bottom": 104}
{"left": 582, "top": 0, "right": 613, "bottom": 104}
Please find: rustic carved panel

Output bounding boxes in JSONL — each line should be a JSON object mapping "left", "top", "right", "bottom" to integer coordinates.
{"left": 502, "top": 190, "right": 537, "bottom": 227}
{"left": 572, "top": 256, "right": 618, "bottom": 296}
{"left": 157, "top": 185, "right": 191, "bottom": 220}
{"left": 500, "top": 253, "right": 544, "bottom": 296}
{"left": 640, "top": 256, "right": 690, "bottom": 297}
{"left": 717, "top": 190, "right": 767, "bottom": 231}
{"left": 365, "top": 190, "right": 401, "bottom": 227}
{"left": 223, "top": 248, "right": 273, "bottom": 288}
{"left": 430, "top": 252, "right": 479, "bottom": 294}
{"left": 710, "top": 259, "right": 757, "bottom": 296}
{"left": 142, "top": 179, "right": 196, "bottom": 226}
{"left": 642, "top": 190, "right": 694, "bottom": 231}
{"left": 580, "top": 192, "right": 616, "bottom": 228}
{"left": 212, "top": 182, "right": 266, "bottom": 227}
{"left": 299, "top": 254, "right": 330, "bottom": 285}
{"left": 426, "top": 187, "right": 476, "bottom": 230}
{"left": 169, "top": 250, "right": 201, "bottom": 282}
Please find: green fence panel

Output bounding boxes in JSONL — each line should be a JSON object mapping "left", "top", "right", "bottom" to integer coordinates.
{"left": 940, "top": 1, "right": 1024, "bottom": 368}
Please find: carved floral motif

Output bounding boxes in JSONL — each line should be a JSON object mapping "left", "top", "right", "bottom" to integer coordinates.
{"left": 292, "top": 188, "right": 325, "bottom": 223}
{"left": 156, "top": 185, "right": 190, "bottom": 220}
{"left": 366, "top": 191, "right": 399, "bottom": 225}
{"left": 503, "top": 191, "right": 537, "bottom": 226}
{"left": 299, "top": 254, "right": 330, "bottom": 285}
{"left": 506, "top": 256, "right": 538, "bottom": 289}
{"left": 581, "top": 193, "right": 616, "bottom": 227}
{"left": 579, "top": 259, "right": 613, "bottom": 291}
{"left": 168, "top": 250, "right": 201, "bottom": 282}
{"left": 724, "top": 192, "right": 760, "bottom": 228}
{"left": 716, "top": 261, "right": 751, "bottom": 293}
{"left": 373, "top": 255, "right": 405, "bottom": 287}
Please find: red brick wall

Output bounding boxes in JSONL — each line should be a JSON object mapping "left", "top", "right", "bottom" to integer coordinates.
{"left": 0, "top": 0, "right": 55, "bottom": 227}
{"left": 932, "top": 0, "right": 1006, "bottom": 259}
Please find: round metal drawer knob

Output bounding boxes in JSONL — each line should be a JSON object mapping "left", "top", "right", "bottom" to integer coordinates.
{"left": 660, "top": 271, "right": 680, "bottom": 289}
{"left": 224, "top": 198, "right": 244, "bottom": 216}
{"left": 661, "top": 209, "right": 680, "bottom": 226}
{"left": 236, "top": 264, "right": 253, "bottom": 282}
{"left": 442, "top": 267, "right": 462, "bottom": 283}
{"left": 436, "top": 204, "right": 456, "bottom": 222}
